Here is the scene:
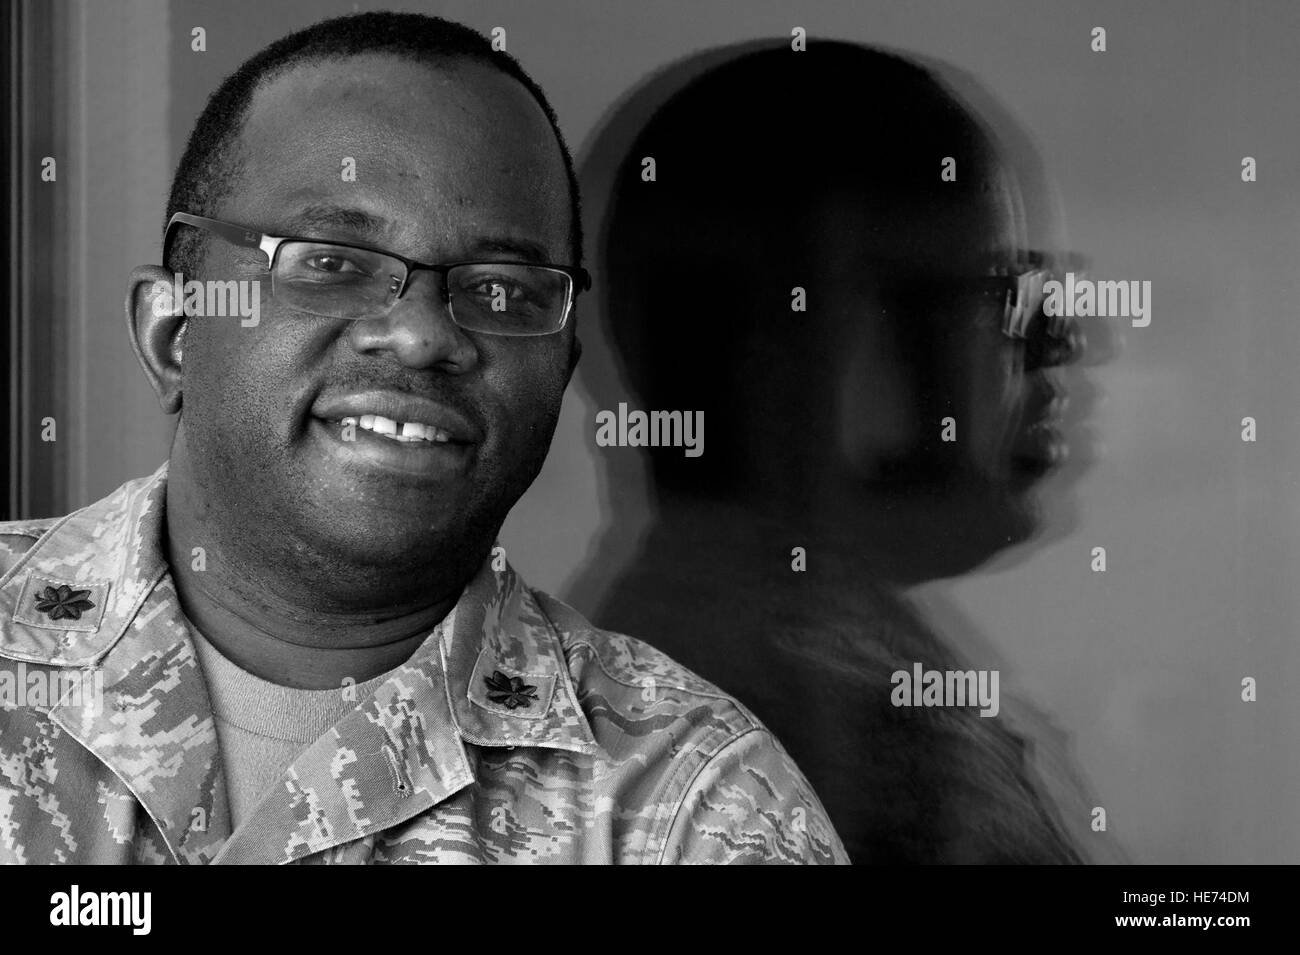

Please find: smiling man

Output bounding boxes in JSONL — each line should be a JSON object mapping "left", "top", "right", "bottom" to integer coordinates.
{"left": 0, "top": 13, "right": 845, "bottom": 864}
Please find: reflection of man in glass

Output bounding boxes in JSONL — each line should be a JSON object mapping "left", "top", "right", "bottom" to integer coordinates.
{"left": 587, "top": 43, "right": 1094, "bottom": 862}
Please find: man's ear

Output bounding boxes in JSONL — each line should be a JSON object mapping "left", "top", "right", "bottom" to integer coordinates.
{"left": 126, "top": 265, "right": 186, "bottom": 415}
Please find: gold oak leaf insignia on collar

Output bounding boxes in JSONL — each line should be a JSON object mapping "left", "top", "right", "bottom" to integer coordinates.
{"left": 33, "top": 584, "right": 97, "bottom": 621}
{"left": 484, "top": 669, "right": 540, "bottom": 709}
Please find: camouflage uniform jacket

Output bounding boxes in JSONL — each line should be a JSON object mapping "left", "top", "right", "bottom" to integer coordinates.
{"left": 0, "top": 464, "right": 846, "bottom": 864}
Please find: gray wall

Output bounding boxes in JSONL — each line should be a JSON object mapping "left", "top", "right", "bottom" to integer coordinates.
{"left": 52, "top": 0, "right": 1300, "bottom": 862}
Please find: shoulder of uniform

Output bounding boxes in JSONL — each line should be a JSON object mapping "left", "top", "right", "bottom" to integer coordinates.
{"left": 531, "top": 588, "right": 762, "bottom": 733}
{"left": 529, "top": 590, "right": 848, "bottom": 864}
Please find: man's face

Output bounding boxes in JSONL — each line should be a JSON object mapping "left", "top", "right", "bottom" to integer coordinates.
{"left": 177, "top": 55, "right": 577, "bottom": 571}
{"left": 930, "top": 169, "right": 1070, "bottom": 495}
{"left": 829, "top": 163, "right": 1071, "bottom": 535}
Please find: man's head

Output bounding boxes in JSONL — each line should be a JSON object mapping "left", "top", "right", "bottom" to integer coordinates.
{"left": 127, "top": 12, "right": 584, "bottom": 597}
{"left": 601, "top": 43, "right": 1080, "bottom": 572}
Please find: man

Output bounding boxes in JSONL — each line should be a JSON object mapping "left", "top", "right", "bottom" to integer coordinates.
{"left": 0, "top": 12, "right": 845, "bottom": 864}
{"left": 577, "top": 43, "right": 1104, "bottom": 862}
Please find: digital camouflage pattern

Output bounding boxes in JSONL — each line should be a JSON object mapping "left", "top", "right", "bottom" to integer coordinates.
{"left": 0, "top": 464, "right": 847, "bottom": 864}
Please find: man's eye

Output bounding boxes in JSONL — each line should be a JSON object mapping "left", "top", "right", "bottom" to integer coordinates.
{"left": 463, "top": 279, "right": 541, "bottom": 310}
{"left": 304, "top": 254, "right": 367, "bottom": 275}
{"left": 469, "top": 278, "right": 521, "bottom": 298}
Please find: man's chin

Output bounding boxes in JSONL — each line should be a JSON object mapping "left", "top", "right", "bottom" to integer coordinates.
{"left": 292, "top": 510, "right": 476, "bottom": 573}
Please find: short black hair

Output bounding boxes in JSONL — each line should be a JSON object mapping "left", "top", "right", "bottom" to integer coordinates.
{"left": 164, "top": 11, "right": 582, "bottom": 277}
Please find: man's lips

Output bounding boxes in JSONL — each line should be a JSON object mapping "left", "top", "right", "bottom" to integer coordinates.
{"left": 1013, "top": 412, "right": 1068, "bottom": 473}
{"left": 308, "top": 390, "right": 483, "bottom": 480}
{"left": 1012, "top": 383, "right": 1069, "bottom": 472}
{"left": 308, "top": 414, "right": 476, "bottom": 482}
{"left": 312, "top": 390, "right": 482, "bottom": 445}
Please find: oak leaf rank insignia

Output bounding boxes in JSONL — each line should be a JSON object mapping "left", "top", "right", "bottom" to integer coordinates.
{"left": 484, "top": 670, "right": 539, "bottom": 709}
{"left": 33, "top": 584, "right": 97, "bottom": 621}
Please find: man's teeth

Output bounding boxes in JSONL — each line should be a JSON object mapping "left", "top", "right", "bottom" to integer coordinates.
{"left": 339, "top": 415, "right": 451, "bottom": 443}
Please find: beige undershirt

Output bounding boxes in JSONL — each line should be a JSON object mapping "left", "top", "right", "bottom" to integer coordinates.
{"left": 190, "top": 630, "right": 395, "bottom": 829}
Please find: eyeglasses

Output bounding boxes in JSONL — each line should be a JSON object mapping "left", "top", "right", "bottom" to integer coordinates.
{"left": 897, "top": 250, "right": 1090, "bottom": 340}
{"left": 163, "top": 212, "right": 592, "bottom": 336}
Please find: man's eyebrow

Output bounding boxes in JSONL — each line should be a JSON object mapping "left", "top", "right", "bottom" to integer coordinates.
{"left": 281, "top": 203, "right": 389, "bottom": 239}
{"left": 466, "top": 237, "right": 555, "bottom": 264}
{"left": 278, "top": 207, "right": 561, "bottom": 264}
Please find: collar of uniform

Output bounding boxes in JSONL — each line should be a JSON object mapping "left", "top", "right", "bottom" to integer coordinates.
{"left": 205, "top": 532, "right": 601, "bottom": 863}
{"left": 213, "top": 562, "right": 602, "bottom": 864}
{"left": 0, "top": 462, "right": 169, "bottom": 666}
{"left": 438, "top": 555, "right": 599, "bottom": 757}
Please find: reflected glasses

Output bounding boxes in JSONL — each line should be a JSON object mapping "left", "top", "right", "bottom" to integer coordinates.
{"left": 163, "top": 212, "right": 591, "bottom": 336}
{"left": 900, "top": 250, "right": 1090, "bottom": 340}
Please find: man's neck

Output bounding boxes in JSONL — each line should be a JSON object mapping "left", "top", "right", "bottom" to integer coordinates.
{"left": 163, "top": 464, "right": 472, "bottom": 690}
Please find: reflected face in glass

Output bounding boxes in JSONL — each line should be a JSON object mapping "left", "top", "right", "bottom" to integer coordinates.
{"left": 828, "top": 166, "right": 1070, "bottom": 507}
{"left": 941, "top": 172, "right": 1068, "bottom": 490}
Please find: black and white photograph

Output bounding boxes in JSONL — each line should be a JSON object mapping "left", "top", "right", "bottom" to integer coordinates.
{"left": 0, "top": 0, "right": 1292, "bottom": 927}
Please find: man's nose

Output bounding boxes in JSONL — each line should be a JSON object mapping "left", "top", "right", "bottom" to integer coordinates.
{"left": 1025, "top": 313, "right": 1085, "bottom": 370}
{"left": 344, "top": 270, "right": 480, "bottom": 371}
